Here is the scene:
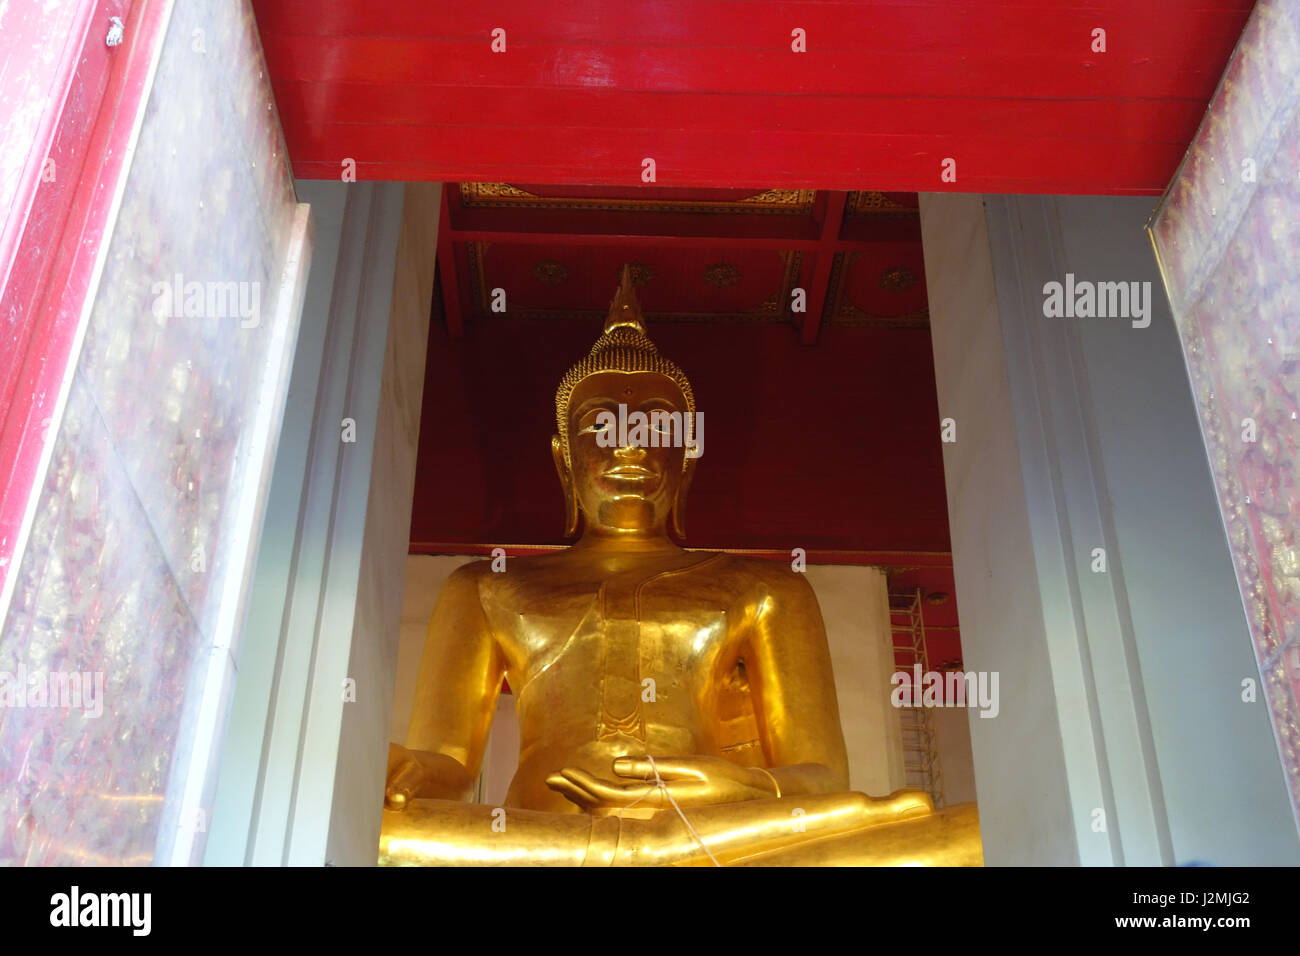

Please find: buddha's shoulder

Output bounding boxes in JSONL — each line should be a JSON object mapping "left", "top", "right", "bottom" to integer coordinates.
{"left": 694, "top": 551, "right": 818, "bottom": 597}
{"left": 445, "top": 549, "right": 813, "bottom": 599}
{"left": 444, "top": 550, "right": 579, "bottom": 590}
{"left": 433, "top": 559, "right": 491, "bottom": 593}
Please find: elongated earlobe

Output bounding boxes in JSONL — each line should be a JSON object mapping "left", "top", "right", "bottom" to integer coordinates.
{"left": 671, "top": 459, "right": 696, "bottom": 539}
{"left": 551, "top": 435, "right": 580, "bottom": 537}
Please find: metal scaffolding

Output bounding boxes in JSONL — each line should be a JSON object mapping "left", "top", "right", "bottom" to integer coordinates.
{"left": 889, "top": 588, "right": 945, "bottom": 808}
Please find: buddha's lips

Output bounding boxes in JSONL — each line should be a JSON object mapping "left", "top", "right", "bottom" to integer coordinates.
{"left": 603, "top": 465, "right": 656, "bottom": 479}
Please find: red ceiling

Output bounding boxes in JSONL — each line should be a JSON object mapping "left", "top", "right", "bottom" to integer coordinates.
{"left": 252, "top": 0, "right": 1252, "bottom": 194}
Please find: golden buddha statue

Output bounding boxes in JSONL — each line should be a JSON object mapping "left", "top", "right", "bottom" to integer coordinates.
{"left": 379, "top": 269, "right": 982, "bottom": 866}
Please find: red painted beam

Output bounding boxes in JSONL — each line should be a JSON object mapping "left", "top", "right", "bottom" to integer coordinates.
{"left": 254, "top": 0, "right": 1251, "bottom": 51}
{"left": 296, "top": 163, "right": 1178, "bottom": 196}
{"left": 438, "top": 186, "right": 464, "bottom": 338}
{"left": 800, "top": 191, "right": 847, "bottom": 345}
{"left": 270, "top": 82, "right": 1211, "bottom": 145}
{"left": 442, "top": 228, "right": 914, "bottom": 254}
{"left": 282, "top": 125, "right": 1194, "bottom": 178}
{"left": 451, "top": 206, "right": 823, "bottom": 243}
{"left": 282, "top": 126, "right": 1190, "bottom": 195}
{"left": 259, "top": 37, "right": 1238, "bottom": 101}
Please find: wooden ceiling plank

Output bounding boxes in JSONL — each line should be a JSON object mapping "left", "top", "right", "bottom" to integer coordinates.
{"left": 281, "top": 121, "right": 1187, "bottom": 195}
{"left": 259, "top": 35, "right": 1237, "bottom": 102}
{"left": 293, "top": 161, "right": 1172, "bottom": 196}
{"left": 268, "top": 82, "right": 1211, "bottom": 145}
{"left": 800, "top": 191, "right": 847, "bottom": 346}
{"left": 253, "top": 0, "right": 1247, "bottom": 60}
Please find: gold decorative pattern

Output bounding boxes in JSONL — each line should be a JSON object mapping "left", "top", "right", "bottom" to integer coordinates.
{"left": 736, "top": 188, "right": 816, "bottom": 209}
{"left": 846, "top": 191, "right": 920, "bottom": 218}
{"left": 880, "top": 266, "right": 918, "bottom": 291}
{"left": 532, "top": 259, "right": 569, "bottom": 285}
{"left": 826, "top": 252, "right": 930, "bottom": 329}
{"left": 703, "top": 262, "right": 742, "bottom": 288}
{"left": 460, "top": 182, "right": 816, "bottom": 215}
{"left": 460, "top": 183, "right": 537, "bottom": 203}
{"left": 621, "top": 262, "right": 654, "bottom": 287}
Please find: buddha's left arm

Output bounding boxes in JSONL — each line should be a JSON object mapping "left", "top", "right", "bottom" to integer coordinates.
{"left": 744, "top": 573, "right": 852, "bottom": 796}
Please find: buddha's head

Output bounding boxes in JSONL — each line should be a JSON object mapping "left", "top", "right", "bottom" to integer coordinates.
{"left": 553, "top": 267, "right": 698, "bottom": 540}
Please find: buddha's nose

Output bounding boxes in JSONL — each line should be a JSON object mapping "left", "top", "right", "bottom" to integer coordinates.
{"left": 614, "top": 443, "right": 647, "bottom": 462}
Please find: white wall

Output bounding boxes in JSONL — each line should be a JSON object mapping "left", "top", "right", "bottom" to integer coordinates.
{"left": 932, "top": 707, "right": 978, "bottom": 806}
{"left": 809, "top": 565, "right": 906, "bottom": 796}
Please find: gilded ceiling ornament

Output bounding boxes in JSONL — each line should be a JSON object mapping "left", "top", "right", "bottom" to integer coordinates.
{"left": 618, "top": 262, "right": 654, "bottom": 287}
{"left": 461, "top": 183, "right": 813, "bottom": 215}
{"left": 703, "top": 262, "right": 741, "bottom": 288}
{"left": 880, "top": 266, "right": 918, "bottom": 291}
{"left": 737, "top": 189, "right": 816, "bottom": 208}
{"left": 460, "top": 182, "right": 538, "bottom": 205}
{"left": 532, "top": 259, "right": 569, "bottom": 285}
{"left": 846, "top": 191, "right": 918, "bottom": 216}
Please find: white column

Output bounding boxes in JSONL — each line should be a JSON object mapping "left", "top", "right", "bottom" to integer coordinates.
{"left": 205, "top": 181, "right": 438, "bottom": 866}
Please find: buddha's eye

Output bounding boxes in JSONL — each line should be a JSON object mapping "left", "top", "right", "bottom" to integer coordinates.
{"left": 579, "top": 420, "right": 611, "bottom": 435}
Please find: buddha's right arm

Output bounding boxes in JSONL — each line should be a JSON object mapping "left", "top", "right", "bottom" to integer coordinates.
{"left": 386, "top": 563, "right": 505, "bottom": 806}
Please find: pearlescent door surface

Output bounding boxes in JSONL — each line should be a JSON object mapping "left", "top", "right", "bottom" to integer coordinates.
{"left": 1149, "top": 0, "right": 1300, "bottom": 832}
{"left": 0, "top": 0, "right": 307, "bottom": 865}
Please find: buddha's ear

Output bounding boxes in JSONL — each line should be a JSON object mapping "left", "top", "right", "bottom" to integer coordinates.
{"left": 671, "top": 457, "right": 697, "bottom": 539}
{"left": 552, "top": 435, "right": 580, "bottom": 537}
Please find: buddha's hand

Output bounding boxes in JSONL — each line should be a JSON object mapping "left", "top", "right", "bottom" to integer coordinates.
{"left": 546, "top": 755, "right": 779, "bottom": 811}
{"left": 384, "top": 743, "right": 428, "bottom": 809}
{"left": 384, "top": 743, "right": 475, "bottom": 808}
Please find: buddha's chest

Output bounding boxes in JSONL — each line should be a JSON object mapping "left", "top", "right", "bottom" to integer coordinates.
{"left": 480, "top": 558, "right": 742, "bottom": 730}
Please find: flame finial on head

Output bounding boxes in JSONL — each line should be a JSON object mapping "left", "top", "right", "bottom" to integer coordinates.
{"left": 604, "top": 264, "right": 645, "bottom": 333}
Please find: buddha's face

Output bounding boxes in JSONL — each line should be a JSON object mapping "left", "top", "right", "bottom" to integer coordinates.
{"left": 564, "top": 370, "right": 690, "bottom": 535}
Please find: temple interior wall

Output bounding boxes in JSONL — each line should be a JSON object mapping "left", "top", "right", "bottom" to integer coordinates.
{"left": 932, "top": 707, "right": 977, "bottom": 806}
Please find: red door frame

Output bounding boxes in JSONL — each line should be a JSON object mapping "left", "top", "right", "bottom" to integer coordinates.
{"left": 0, "top": 0, "right": 171, "bottom": 598}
